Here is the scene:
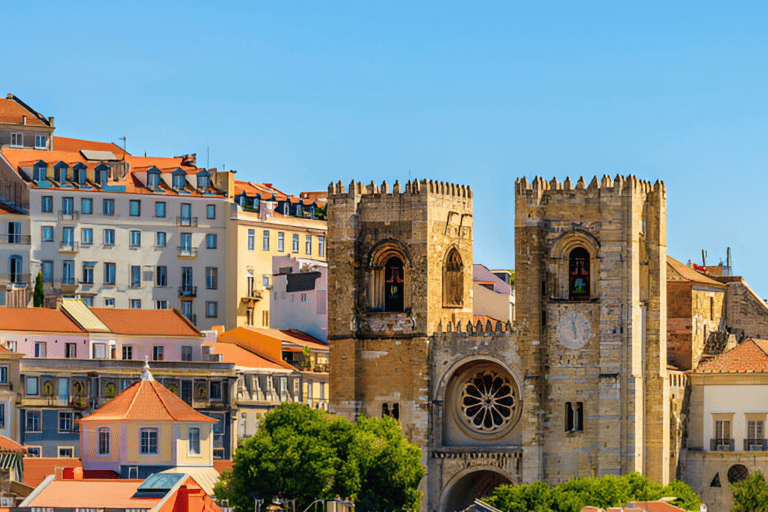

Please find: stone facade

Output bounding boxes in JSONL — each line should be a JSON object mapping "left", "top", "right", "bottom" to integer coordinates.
{"left": 328, "top": 175, "right": 672, "bottom": 512}
{"left": 719, "top": 276, "right": 768, "bottom": 341}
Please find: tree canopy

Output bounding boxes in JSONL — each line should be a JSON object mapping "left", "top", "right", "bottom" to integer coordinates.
{"left": 731, "top": 470, "right": 768, "bottom": 512}
{"left": 33, "top": 272, "right": 44, "bottom": 307}
{"left": 483, "top": 472, "right": 701, "bottom": 512}
{"left": 213, "top": 403, "right": 425, "bottom": 512}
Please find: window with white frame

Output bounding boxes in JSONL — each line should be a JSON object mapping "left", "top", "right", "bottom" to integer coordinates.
{"left": 10, "top": 132, "right": 22, "bottom": 147}
{"left": 277, "top": 232, "right": 284, "bottom": 252}
{"left": 26, "top": 410, "right": 40, "bottom": 431}
{"left": 122, "top": 346, "right": 133, "bottom": 360}
{"left": 99, "top": 427, "right": 110, "bottom": 455}
{"left": 140, "top": 428, "right": 158, "bottom": 454}
{"left": 58, "top": 447, "right": 74, "bottom": 458}
{"left": 59, "top": 412, "right": 73, "bottom": 433}
{"left": 0, "top": 366, "right": 6, "bottom": 384}
{"left": 305, "top": 235, "right": 312, "bottom": 255}
{"left": 263, "top": 230, "right": 270, "bottom": 251}
{"left": 82, "top": 228, "right": 93, "bottom": 245}
{"left": 35, "top": 134, "right": 47, "bottom": 149}
{"left": 318, "top": 236, "right": 325, "bottom": 257}
{"left": 130, "top": 299, "right": 141, "bottom": 309}
{"left": 292, "top": 234, "right": 299, "bottom": 253}
{"left": 26, "top": 447, "right": 41, "bottom": 457}
{"left": 130, "top": 230, "right": 141, "bottom": 247}
{"left": 247, "top": 229, "right": 255, "bottom": 251}
{"left": 156, "top": 300, "right": 168, "bottom": 310}
{"left": 188, "top": 427, "right": 201, "bottom": 456}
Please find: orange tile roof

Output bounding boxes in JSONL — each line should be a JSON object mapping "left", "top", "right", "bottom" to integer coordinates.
{"left": 624, "top": 501, "right": 688, "bottom": 512}
{"left": 203, "top": 342, "right": 295, "bottom": 370}
{"left": 667, "top": 256, "right": 725, "bottom": 288}
{"left": 240, "top": 326, "right": 328, "bottom": 351}
{"left": 88, "top": 308, "right": 202, "bottom": 337}
{"left": 79, "top": 373, "right": 217, "bottom": 423}
{"left": 213, "top": 459, "right": 234, "bottom": 475}
{"left": 23, "top": 458, "right": 81, "bottom": 487}
{"left": 24, "top": 479, "right": 160, "bottom": 509}
{"left": 694, "top": 338, "right": 768, "bottom": 373}
{"left": 0, "top": 96, "right": 49, "bottom": 127}
{"left": 53, "top": 136, "right": 128, "bottom": 158}
{"left": 0, "top": 308, "right": 84, "bottom": 333}
{"left": 234, "top": 181, "right": 327, "bottom": 206}
{"left": 0, "top": 435, "right": 25, "bottom": 455}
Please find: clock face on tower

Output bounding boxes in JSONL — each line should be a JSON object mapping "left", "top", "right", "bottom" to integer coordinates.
{"left": 556, "top": 312, "right": 592, "bottom": 350}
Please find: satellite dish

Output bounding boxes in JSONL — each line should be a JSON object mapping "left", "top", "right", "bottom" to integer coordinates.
{"left": 700, "top": 504, "right": 708, "bottom": 512}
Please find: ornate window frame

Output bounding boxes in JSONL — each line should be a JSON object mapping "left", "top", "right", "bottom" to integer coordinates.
{"left": 367, "top": 240, "right": 411, "bottom": 312}
{"left": 443, "top": 247, "right": 464, "bottom": 308}
{"left": 549, "top": 230, "right": 600, "bottom": 300}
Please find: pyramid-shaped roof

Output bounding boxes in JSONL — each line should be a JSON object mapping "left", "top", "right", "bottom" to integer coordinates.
{"left": 79, "top": 363, "right": 216, "bottom": 423}
{"left": 694, "top": 338, "right": 768, "bottom": 373}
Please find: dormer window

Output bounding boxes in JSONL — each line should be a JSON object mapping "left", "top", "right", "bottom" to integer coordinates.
{"left": 95, "top": 164, "right": 109, "bottom": 186}
{"left": 147, "top": 167, "right": 161, "bottom": 189}
{"left": 172, "top": 169, "right": 187, "bottom": 190}
{"left": 296, "top": 204, "right": 303, "bottom": 217}
{"left": 73, "top": 163, "right": 87, "bottom": 184}
{"left": 283, "top": 203, "right": 290, "bottom": 215}
{"left": 54, "top": 162, "right": 68, "bottom": 183}
{"left": 33, "top": 161, "right": 48, "bottom": 182}
{"left": 196, "top": 170, "right": 211, "bottom": 190}
{"left": 238, "top": 193, "right": 247, "bottom": 207}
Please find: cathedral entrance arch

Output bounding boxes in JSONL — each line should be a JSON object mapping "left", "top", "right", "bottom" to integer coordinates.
{"left": 441, "top": 467, "right": 512, "bottom": 512}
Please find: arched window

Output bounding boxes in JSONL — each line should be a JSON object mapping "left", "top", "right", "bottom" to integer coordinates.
{"left": 443, "top": 248, "right": 464, "bottom": 307}
{"left": 569, "top": 247, "right": 590, "bottom": 300}
{"left": 384, "top": 257, "right": 404, "bottom": 312}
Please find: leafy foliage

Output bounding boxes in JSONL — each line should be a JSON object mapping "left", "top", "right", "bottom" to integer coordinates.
{"left": 214, "top": 403, "right": 425, "bottom": 512}
{"left": 33, "top": 272, "right": 45, "bottom": 307}
{"left": 484, "top": 473, "right": 700, "bottom": 512}
{"left": 731, "top": 470, "right": 768, "bottom": 512}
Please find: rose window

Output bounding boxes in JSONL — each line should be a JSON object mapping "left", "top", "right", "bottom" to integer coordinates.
{"left": 459, "top": 370, "right": 517, "bottom": 432}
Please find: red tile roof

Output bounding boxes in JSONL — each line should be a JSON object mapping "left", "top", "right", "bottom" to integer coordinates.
{"left": 0, "top": 435, "right": 25, "bottom": 455}
{"left": 0, "top": 96, "right": 49, "bottom": 127}
{"left": 694, "top": 338, "right": 768, "bottom": 373}
{"left": 0, "top": 308, "right": 84, "bottom": 333}
{"left": 203, "top": 342, "right": 295, "bottom": 370}
{"left": 23, "top": 458, "right": 81, "bottom": 487}
{"left": 88, "top": 308, "right": 202, "bottom": 337}
{"left": 240, "top": 327, "right": 328, "bottom": 351}
{"left": 79, "top": 371, "right": 217, "bottom": 423}
{"left": 53, "top": 136, "right": 128, "bottom": 158}
{"left": 667, "top": 256, "right": 725, "bottom": 288}
{"left": 23, "top": 479, "right": 161, "bottom": 509}
{"left": 234, "top": 181, "right": 327, "bottom": 207}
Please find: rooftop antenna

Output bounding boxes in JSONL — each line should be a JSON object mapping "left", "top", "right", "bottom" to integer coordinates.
{"left": 118, "top": 136, "right": 126, "bottom": 151}
{"left": 701, "top": 250, "right": 707, "bottom": 267}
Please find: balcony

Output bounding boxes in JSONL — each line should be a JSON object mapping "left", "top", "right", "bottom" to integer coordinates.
{"left": 179, "top": 286, "right": 198, "bottom": 297}
{"left": 0, "top": 273, "right": 29, "bottom": 286}
{"left": 710, "top": 438, "right": 735, "bottom": 451}
{"left": 0, "top": 234, "right": 31, "bottom": 245}
{"left": 744, "top": 439, "right": 767, "bottom": 451}
{"left": 176, "top": 216, "right": 198, "bottom": 227}
{"left": 241, "top": 288, "right": 263, "bottom": 304}
{"left": 59, "top": 241, "right": 79, "bottom": 253}
{"left": 177, "top": 246, "right": 197, "bottom": 259}
{"left": 60, "top": 278, "right": 77, "bottom": 291}
{"left": 58, "top": 210, "right": 80, "bottom": 221}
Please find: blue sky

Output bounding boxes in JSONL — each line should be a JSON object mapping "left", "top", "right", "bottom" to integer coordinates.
{"left": 6, "top": 1, "right": 768, "bottom": 295}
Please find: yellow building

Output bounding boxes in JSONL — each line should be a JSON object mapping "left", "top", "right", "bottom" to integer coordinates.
{"left": 225, "top": 182, "right": 326, "bottom": 329}
{"left": 78, "top": 361, "right": 217, "bottom": 480}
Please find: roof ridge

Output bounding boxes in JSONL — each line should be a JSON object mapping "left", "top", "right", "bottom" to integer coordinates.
{"left": 150, "top": 380, "right": 176, "bottom": 420}
{"left": 750, "top": 338, "right": 768, "bottom": 359}
{"left": 123, "top": 381, "right": 143, "bottom": 421}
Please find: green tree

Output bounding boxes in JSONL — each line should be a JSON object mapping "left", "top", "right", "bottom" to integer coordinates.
{"left": 660, "top": 480, "right": 701, "bottom": 510}
{"left": 731, "top": 470, "right": 768, "bottom": 512}
{"left": 214, "top": 403, "right": 425, "bottom": 512}
{"left": 33, "top": 271, "right": 45, "bottom": 307}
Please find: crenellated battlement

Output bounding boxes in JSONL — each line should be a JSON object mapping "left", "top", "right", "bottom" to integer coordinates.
{"left": 514, "top": 174, "right": 665, "bottom": 196}
{"left": 434, "top": 318, "right": 515, "bottom": 338}
{"left": 328, "top": 178, "right": 472, "bottom": 200}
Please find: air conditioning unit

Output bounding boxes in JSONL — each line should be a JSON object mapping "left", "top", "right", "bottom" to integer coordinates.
{"left": 749, "top": 444, "right": 764, "bottom": 451}
{"left": 0, "top": 497, "right": 14, "bottom": 507}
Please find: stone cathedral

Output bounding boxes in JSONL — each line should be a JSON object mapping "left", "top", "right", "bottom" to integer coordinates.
{"left": 326, "top": 175, "right": 670, "bottom": 512}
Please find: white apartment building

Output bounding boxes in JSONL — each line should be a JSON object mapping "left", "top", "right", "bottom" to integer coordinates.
{"left": 271, "top": 254, "right": 328, "bottom": 342}
{"left": 0, "top": 137, "right": 230, "bottom": 330}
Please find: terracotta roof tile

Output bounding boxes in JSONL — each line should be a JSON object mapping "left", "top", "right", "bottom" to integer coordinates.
{"left": 0, "top": 308, "right": 84, "bottom": 333}
{"left": 79, "top": 375, "right": 217, "bottom": 423}
{"left": 23, "top": 458, "right": 81, "bottom": 487}
{"left": 53, "top": 136, "right": 128, "bottom": 158}
{"left": 667, "top": 256, "right": 725, "bottom": 288}
{"left": 0, "top": 435, "right": 25, "bottom": 455}
{"left": 23, "top": 479, "right": 160, "bottom": 509}
{"left": 241, "top": 327, "right": 328, "bottom": 351}
{"left": 0, "top": 97, "right": 48, "bottom": 127}
{"left": 88, "top": 308, "right": 202, "bottom": 337}
{"left": 694, "top": 338, "right": 768, "bottom": 373}
{"left": 203, "top": 342, "right": 295, "bottom": 370}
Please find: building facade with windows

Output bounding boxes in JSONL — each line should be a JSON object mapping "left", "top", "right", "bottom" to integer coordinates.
{"left": 0, "top": 138, "right": 231, "bottom": 329}
{"left": 225, "top": 182, "right": 326, "bottom": 330}
{"left": 685, "top": 338, "right": 768, "bottom": 512}
{"left": 270, "top": 255, "right": 328, "bottom": 342}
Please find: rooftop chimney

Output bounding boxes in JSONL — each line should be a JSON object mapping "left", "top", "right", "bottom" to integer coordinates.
{"left": 22, "top": 115, "right": 26, "bottom": 125}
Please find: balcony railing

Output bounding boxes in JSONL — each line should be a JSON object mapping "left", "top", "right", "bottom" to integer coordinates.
{"left": 58, "top": 210, "right": 80, "bottom": 221}
{"left": 177, "top": 246, "right": 197, "bottom": 258}
{"left": 710, "top": 438, "right": 735, "bottom": 451}
{"left": 59, "top": 241, "right": 79, "bottom": 253}
{"left": 176, "top": 216, "right": 198, "bottom": 227}
{"left": 744, "top": 439, "right": 768, "bottom": 451}
{"left": 1, "top": 234, "right": 31, "bottom": 244}
{"left": 60, "top": 278, "right": 77, "bottom": 288}
{"left": 179, "top": 286, "right": 198, "bottom": 297}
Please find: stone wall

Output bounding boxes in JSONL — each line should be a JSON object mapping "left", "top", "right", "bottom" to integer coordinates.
{"left": 515, "top": 175, "right": 670, "bottom": 484}
{"left": 667, "top": 282, "right": 726, "bottom": 370}
{"left": 720, "top": 277, "right": 768, "bottom": 341}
